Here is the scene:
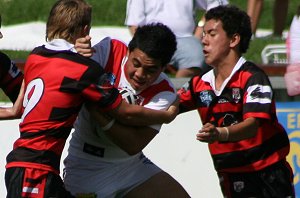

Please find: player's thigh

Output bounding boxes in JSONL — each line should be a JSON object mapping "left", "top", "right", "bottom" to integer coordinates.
{"left": 124, "top": 171, "right": 190, "bottom": 198}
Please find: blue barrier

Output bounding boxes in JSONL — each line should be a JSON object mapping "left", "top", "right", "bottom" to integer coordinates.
{"left": 276, "top": 102, "right": 300, "bottom": 197}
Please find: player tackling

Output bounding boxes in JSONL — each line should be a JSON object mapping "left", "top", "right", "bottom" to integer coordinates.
{"left": 63, "top": 23, "right": 190, "bottom": 197}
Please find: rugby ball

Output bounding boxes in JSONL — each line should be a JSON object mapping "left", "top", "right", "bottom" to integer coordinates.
{"left": 119, "top": 87, "right": 138, "bottom": 104}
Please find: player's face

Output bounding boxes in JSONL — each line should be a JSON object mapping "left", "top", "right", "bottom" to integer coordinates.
{"left": 125, "top": 48, "right": 163, "bottom": 92}
{"left": 201, "top": 19, "right": 231, "bottom": 67}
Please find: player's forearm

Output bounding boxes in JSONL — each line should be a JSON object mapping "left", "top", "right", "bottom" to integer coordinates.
{"left": 0, "top": 107, "right": 21, "bottom": 120}
{"left": 110, "top": 100, "right": 177, "bottom": 125}
{"left": 222, "top": 117, "right": 259, "bottom": 141}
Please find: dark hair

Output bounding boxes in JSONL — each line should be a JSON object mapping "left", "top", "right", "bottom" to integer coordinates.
{"left": 205, "top": 5, "right": 252, "bottom": 54}
{"left": 128, "top": 23, "right": 177, "bottom": 66}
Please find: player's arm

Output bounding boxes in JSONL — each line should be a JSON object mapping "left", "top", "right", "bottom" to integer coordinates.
{"left": 89, "top": 96, "right": 179, "bottom": 126}
{"left": 91, "top": 111, "right": 157, "bottom": 155}
{"left": 197, "top": 117, "right": 260, "bottom": 143}
{"left": 0, "top": 80, "right": 24, "bottom": 120}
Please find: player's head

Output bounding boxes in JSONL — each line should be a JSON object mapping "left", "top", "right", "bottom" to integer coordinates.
{"left": 128, "top": 23, "right": 177, "bottom": 67}
{"left": 126, "top": 23, "right": 176, "bottom": 91}
{"left": 205, "top": 5, "right": 252, "bottom": 54}
{"left": 0, "top": 14, "right": 3, "bottom": 39}
{"left": 46, "top": 0, "right": 92, "bottom": 43}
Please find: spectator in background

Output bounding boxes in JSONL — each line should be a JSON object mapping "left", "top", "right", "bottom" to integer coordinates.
{"left": 247, "top": 0, "right": 289, "bottom": 38}
{"left": 0, "top": 14, "right": 24, "bottom": 119}
{"left": 284, "top": 5, "right": 300, "bottom": 96}
{"left": 125, "top": 0, "right": 228, "bottom": 78}
{"left": 178, "top": 5, "right": 295, "bottom": 197}
{"left": 286, "top": 5, "right": 300, "bottom": 64}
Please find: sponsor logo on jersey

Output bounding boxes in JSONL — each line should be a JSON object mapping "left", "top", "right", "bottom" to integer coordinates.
{"left": 22, "top": 186, "right": 39, "bottom": 194}
{"left": 199, "top": 90, "right": 213, "bottom": 107}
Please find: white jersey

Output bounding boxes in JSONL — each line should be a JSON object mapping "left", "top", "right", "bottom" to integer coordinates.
{"left": 125, "top": 0, "right": 228, "bottom": 37}
{"left": 67, "top": 37, "right": 176, "bottom": 162}
{"left": 64, "top": 37, "right": 176, "bottom": 197}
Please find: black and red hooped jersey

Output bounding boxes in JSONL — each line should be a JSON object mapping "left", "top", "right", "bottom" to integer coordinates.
{"left": 0, "top": 51, "right": 23, "bottom": 102}
{"left": 6, "top": 46, "right": 121, "bottom": 173}
{"left": 178, "top": 61, "right": 290, "bottom": 173}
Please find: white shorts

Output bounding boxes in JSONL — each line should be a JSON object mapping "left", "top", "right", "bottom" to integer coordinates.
{"left": 63, "top": 153, "right": 161, "bottom": 198}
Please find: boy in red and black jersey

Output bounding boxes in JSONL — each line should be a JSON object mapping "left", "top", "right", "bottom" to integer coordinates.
{"left": 178, "top": 5, "right": 295, "bottom": 198}
{"left": 5, "top": 1, "right": 178, "bottom": 197}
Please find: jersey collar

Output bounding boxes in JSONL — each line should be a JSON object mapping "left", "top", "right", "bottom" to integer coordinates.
{"left": 44, "top": 39, "right": 76, "bottom": 53}
{"left": 202, "top": 57, "right": 246, "bottom": 95}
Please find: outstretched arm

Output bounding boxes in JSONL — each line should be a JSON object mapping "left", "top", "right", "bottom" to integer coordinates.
{"left": 88, "top": 96, "right": 179, "bottom": 126}
{"left": 0, "top": 80, "right": 25, "bottom": 120}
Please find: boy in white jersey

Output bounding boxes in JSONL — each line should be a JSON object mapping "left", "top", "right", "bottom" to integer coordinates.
{"left": 63, "top": 23, "right": 190, "bottom": 197}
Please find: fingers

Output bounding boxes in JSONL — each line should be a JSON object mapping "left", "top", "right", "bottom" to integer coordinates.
{"left": 196, "top": 123, "right": 219, "bottom": 143}
{"left": 75, "top": 35, "right": 95, "bottom": 57}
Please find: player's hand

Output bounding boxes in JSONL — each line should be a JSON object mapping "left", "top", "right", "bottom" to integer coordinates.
{"left": 164, "top": 96, "right": 179, "bottom": 124}
{"left": 196, "top": 122, "right": 219, "bottom": 143}
{"left": 75, "top": 35, "right": 95, "bottom": 57}
{"left": 86, "top": 103, "right": 112, "bottom": 126}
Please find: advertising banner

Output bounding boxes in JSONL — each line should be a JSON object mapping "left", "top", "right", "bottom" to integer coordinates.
{"left": 276, "top": 102, "right": 300, "bottom": 197}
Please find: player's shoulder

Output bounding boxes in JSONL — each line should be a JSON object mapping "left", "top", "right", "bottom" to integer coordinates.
{"left": 240, "top": 61, "right": 267, "bottom": 76}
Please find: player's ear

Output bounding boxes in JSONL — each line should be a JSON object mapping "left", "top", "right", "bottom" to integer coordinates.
{"left": 229, "top": 33, "right": 240, "bottom": 49}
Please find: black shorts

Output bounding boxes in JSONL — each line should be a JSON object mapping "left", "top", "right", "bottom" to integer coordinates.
{"left": 5, "top": 167, "right": 75, "bottom": 198}
{"left": 218, "top": 160, "right": 295, "bottom": 198}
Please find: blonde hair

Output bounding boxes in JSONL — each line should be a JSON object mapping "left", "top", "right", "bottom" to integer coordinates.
{"left": 46, "top": 0, "right": 92, "bottom": 43}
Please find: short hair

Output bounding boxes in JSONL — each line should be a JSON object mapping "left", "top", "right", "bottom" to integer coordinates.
{"left": 128, "top": 23, "right": 177, "bottom": 67}
{"left": 205, "top": 5, "right": 252, "bottom": 54}
{"left": 46, "top": 0, "right": 92, "bottom": 43}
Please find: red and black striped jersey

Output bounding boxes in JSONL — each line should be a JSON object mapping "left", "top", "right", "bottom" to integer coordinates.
{"left": 178, "top": 61, "right": 290, "bottom": 173}
{"left": 0, "top": 51, "right": 23, "bottom": 102}
{"left": 6, "top": 45, "right": 122, "bottom": 173}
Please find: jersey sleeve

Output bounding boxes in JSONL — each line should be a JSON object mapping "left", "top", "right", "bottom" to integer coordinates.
{"left": 177, "top": 78, "right": 198, "bottom": 113}
{"left": 91, "top": 37, "right": 111, "bottom": 69}
{"left": 144, "top": 91, "right": 176, "bottom": 131}
{"left": 243, "top": 71, "right": 273, "bottom": 120}
{"left": 79, "top": 61, "right": 122, "bottom": 111}
{"left": 0, "top": 52, "right": 23, "bottom": 102}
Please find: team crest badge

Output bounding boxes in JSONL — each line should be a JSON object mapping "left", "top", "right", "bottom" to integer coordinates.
{"left": 199, "top": 90, "right": 213, "bottom": 106}
{"left": 232, "top": 88, "right": 241, "bottom": 103}
{"left": 233, "top": 181, "right": 244, "bottom": 192}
